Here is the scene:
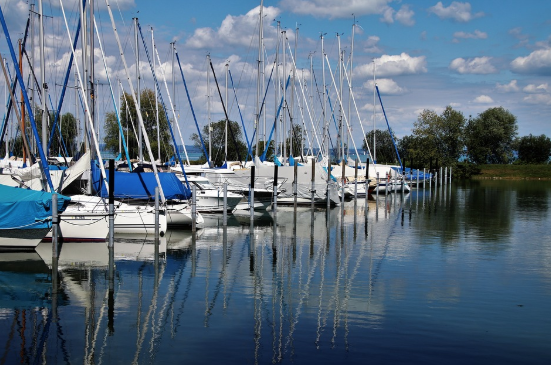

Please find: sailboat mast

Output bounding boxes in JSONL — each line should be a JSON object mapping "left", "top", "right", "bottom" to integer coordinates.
{"left": 225, "top": 62, "right": 228, "bottom": 162}
{"left": 38, "top": 0, "right": 48, "bottom": 157}
{"left": 207, "top": 54, "right": 211, "bottom": 164}
{"left": 282, "top": 30, "right": 286, "bottom": 162}
{"left": 134, "top": 17, "right": 142, "bottom": 162}
{"left": 255, "top": 0, "right": 263, "bottom": 158}
{"left": 372, "top": 60, "right": 376, "bottom": 163}
{"left": 89, "top": 0, "right": 96, "bottom": 159}
{"left": 348, "top": 17, "right": 355, "bottom": 161}
{"left": 80, "top": 0, "right": 89, "bottom": 153}
{"left": 152, "top": 27, "right": 159, "bottom": 162}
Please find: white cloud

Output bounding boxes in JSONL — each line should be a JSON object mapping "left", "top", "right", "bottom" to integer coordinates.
{"left": 280, "top": 0, "right": 392, "bottom": 19}
{"left": 449, "top": 102, "right": 461, "bottom": 107}
{"left": 473, "top": 95, "right": 494, "bottom": 104}
{"left": 380, "top": 7, "right": 395, "bottom": 24}
{"left": 523, "top": 94, "right": 551, "bottom": 105}
{"left": 449, "top": 57, "right": 497, "bottom": 74}
{"left": 428, "top": 1, "right": 484, "bottom": 22}
{"left": 511, "top": 49, "right": 551, "bottom": 75}
{"left": 380, "top": 5, "right": 415, "bottom": 26}
{"left": 185, "top": 6, "right": 281, "bottom": 49}
{"left": 354, "top": 53, "right": 427, "bottom": 78}
{"left": 364, "top": 78, "right": 407, "bottom": 95}
{"left": 396, "top": 5, "right": 415, "bottom": 26}
{"left": 452, "top": 30, "right": 487, "bottom": 42}
{"left": 496, "top": 80, "right": 519, "bottom": 93}
{"left": 523, "top": 83, "right": 549, "bottom": 93}
{"left": 363, "top": 35, "right": 382, "bottom": 53}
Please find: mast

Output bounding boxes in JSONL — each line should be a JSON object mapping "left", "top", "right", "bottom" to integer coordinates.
{"left": 291, "top": 25, "right": 298, "bottom": 157}
{"left": 18, "top": 42, "right": 27, "bottom": 163}
{"left": 275, "top": 20, "right": 280, "bottom": 159}
{"left": 170, "top": 41, "right": 175, "bottom": 155}
{"left": 80, "top": 0, "right": 89, "bottom": 153}
{"left": 152, "top": 27, "right": 159, "bottom": 161}
{"left": 134, "top": 17, "right": 142, "bottom": 162}
{"left": 39, "top": 0, "right": 47, "bottom": 157}
{"left": 372, "top": 60, "right": 376, "bottom": 163}
{"left": 89, "top": 0, "right": 95, "bottom": 158}
{"left": 337, "top": 33, "right": 342, "bottom": 162}
{"left": 282, "top": 30, "right": 286, "bottom": 162}
{"left": 29, "top": 4, "right": 35, "bottom": 154}
{"left": 348, "top": 17, "right": 355, "bottom": 162}
{"left": 255, "top": 0, "right": 263, "bottom": 158}
{"left": 207, "top": 54, "right": 211, "bottom": 165}
{"left": 225, "top": 61, "right": 228, "bottom": 162}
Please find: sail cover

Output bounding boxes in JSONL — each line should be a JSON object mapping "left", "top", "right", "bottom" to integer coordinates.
{"left": 0, "top": 184, "right": 71, "bottom": 230}
{"left": 91, "top": 163, "right": 190, "bottom": 200}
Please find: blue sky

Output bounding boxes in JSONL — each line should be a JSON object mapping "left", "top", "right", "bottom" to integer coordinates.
{"left": 1, "top": 0, "right": 550, "bottom": 146}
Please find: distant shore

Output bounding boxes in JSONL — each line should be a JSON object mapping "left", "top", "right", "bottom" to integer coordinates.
{"left": 473, "top": 164, "right": 551, "bottom": 180}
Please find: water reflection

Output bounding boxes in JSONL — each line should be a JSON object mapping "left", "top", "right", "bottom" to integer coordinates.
{"left": 1, "top": 181, "right": 550, "bottom": 364}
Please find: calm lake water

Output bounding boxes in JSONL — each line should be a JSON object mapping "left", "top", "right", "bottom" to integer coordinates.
{"left": 1, "top": 180, "right": 550, "bottom": 364}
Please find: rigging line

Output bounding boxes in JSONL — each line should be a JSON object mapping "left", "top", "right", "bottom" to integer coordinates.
{"left": 209, "top": 58, "right": 243, "bottom": 163}
{"left": 59, "top": 0, "right": 110, "bottom": 193}
{"left": 94, "top": 16, "right": 132, "bottom": 170}
{"left": 0, "top": 10, "right": 55, "bottom": 190}
{"left": 137, "top": 22, "right": 191, "bottom": 192}
{"left": 324, "top": 54, "right": 360, "bottom": 161}
{"left": 103, "top": 0, "right": 166, "bottom": 203}
{"left": 285, "top": 41, "right": 322, "bottom": 154}
{"left": 228, "top": 69, "right": 250, "bottom": 154}
{"left": 341, "top": 61, "right": 373, "bottom": 163}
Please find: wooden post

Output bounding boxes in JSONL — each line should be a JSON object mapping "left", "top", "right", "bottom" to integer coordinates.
{"left": 273, "top": 165, "right": 278, "bottom": 211}
{"left": 250, "top": 165, "right": 255, "bottom": 219}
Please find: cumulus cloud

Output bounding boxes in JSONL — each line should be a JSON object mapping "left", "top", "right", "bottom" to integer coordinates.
{"left": 354, "top": 53, "right": 427, "bottom": 78}
{"left": 449, "top": 57, "right": 497, "bottom": 74}
{"left": 395, "top": 5, "right": 415, "bottom": 26}
{"left": 364, "top": 78, "right": 407, "bottom": 95}
{"left": 452, "top": 30, "right": 487, "bottom": 42}
{"left": 380, "top": 7, "right": 395, "bottom": 24}
{"left": 511, "top": 49, "right": 551, "bottom": 75}
{"left": 523, "top": 83, "right": 549, "bottom": 93}
{"left": 380, "top": 5, "right": 415, "bottom": 26}
{"left": 473, "top": 95, "right": 494, "bottom": 104}
{"left": 495, "top": 80, "right": 519, "bottom": 93}
{"left": 363, "top": 35, "right": 383, "bottom": 53}
{"left": 280, "top": 0, "right": 392, "bottom": 19}
{"left": 523, "top": 94, "right": 551, "bottom": 105}
{"left": 186, "top": 6, "right": 281, "bottom": 49}
{"left": 428, "top": 1, "right": 484, "bottom": 22}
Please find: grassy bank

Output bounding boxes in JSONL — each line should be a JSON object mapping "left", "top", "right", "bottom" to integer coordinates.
{"left": 473, "top": 164, "right": 551, "bottom": 180}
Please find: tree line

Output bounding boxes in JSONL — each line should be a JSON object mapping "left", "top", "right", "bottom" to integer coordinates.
{"left": 362, "top": 106, "right": 551, "bottom": 177}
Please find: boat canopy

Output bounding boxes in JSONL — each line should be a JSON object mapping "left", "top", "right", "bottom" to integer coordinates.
{"left": 91, "top": 163, "right": 190, "bottom": 200}
{"left": 0, "top": 184, "right": 71, "bottom": 230}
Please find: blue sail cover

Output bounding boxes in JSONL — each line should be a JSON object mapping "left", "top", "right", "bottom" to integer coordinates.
{"left": 91, "top": 163, "right": 190, "bottom": 200}
{"left": 0, "top": 184, "right": 71, "bottom": 230}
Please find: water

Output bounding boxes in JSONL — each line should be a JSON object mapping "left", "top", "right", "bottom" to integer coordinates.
{"left": 1, "top": 180, "right": 550, "bottom": 364}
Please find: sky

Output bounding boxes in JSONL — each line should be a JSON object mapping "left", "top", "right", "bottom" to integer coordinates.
{"left": 0, "top": 0, "right": 550, "bottom": 149}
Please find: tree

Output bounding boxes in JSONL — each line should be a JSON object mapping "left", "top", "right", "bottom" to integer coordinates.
{"left": 411, "top": 106, "right": 466, "bottom": 167}
{"left": 362, "top": 129, "right": 400, "bottom": 164}
{"left": 515, "top": 134, "right": 551, "bottom": 164}
{"left": 103, "top": 89, "right": 172, "bottom": 162}
{"left": 398, "top": 134, "right": 422, "bottom": 168}
{"left": 190, "top": 119, "right": 248, "bottom": 167}
{"left": 3, "top": 111, "right": 79, "bottom": 159}
{"left": 465, "top": 107, "right": 518, "bottom": 164}
{"left": 285, "top": 124, "right": 305, "bottom": 158}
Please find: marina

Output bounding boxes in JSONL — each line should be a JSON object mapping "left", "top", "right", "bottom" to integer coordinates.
{"left": 1, "top": 180, "right": 550, "bottom": 364}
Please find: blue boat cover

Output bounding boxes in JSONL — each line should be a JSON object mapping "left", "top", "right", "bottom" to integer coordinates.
{"left": 91, "top": 163, "right": 190, "bottom": 200}
{"left": 288, "top": 155, "right": 303, "bottom": 166}
{"left": 0, "top": 184, "right": 71, "bottom": 230}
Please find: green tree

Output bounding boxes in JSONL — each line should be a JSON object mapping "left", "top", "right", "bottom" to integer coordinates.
{"left": 4, "top": 111, "right": 79, "bottom": 158}
{"left": 465, "top": 107, "right": 518, "bottom": 164}
{"left": 411, "top": 106, "right": 466, "bottom": 167}
{"left": 362, "top": 129, "right": 400, "bottom": 164}
{"left": 103, "top": 89, "right": 172, "bottom": 162}
{"left": 190, "top": 119, "right": 248, "bottom": 167}
{"left": 515, "top": 134, "right": 551, "bottom": 164}
{"left": 285, "top": 124, "right": 305, "bottom": 158}
{"left": 398, "top": 134, "right": 422, "bottom": 168}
